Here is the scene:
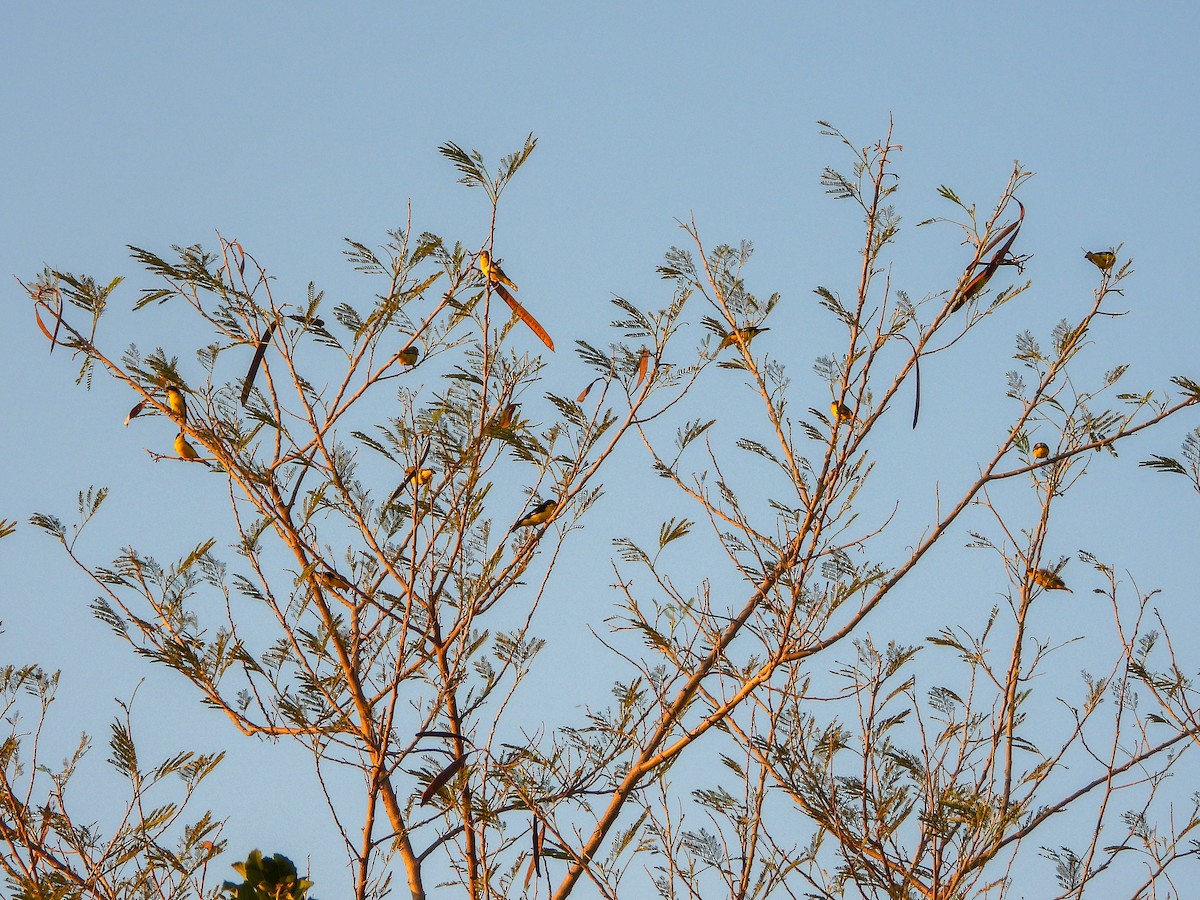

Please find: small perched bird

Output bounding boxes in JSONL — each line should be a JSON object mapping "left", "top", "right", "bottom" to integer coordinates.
{"left": 314, "top": 570, "right": 354, "bottom": 593}
{"left": 389, "top": 467, "right": 435, "bottom": 504}
{"left": 1030, "top": 568, "right": 1072, "bottom": 593}
{"left": 124, "top": 399, "right": 148, "bottom": 426}
{"left": 718, "top": 326, "right": 769, "bottom": 351}
{"left": 286, "top": 314, "right": 325, "bottom": 328}
{"left": 1032, "top": 442, "right": 1050, "bottom": 460}
{"left": 409, "top": 467, "right": 435, "bottom": 487}
{"left": 1085, "top": 250, "right": 1116, "bottom": 272}
{"left": 509, "top": 499, "right": 557, "bottom": 533}
{"left": 478, "top": 250, "right": 518, "bottom": 291}
{"left": 174, "top": 431, "right": 202, "bottom": 462}
{"left": 165, "top": 386, "right": 188, "bottom": 424}
{"left": 398, "top": 347, "right": 420, "bottom": 367}
{"left": 831, "top": 400, "right": 856, "bottom": 424}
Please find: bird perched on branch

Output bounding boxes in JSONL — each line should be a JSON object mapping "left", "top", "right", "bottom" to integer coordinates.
{"left": 398, "top": 347, "right": 420, "bottom": 367}
{"left": 1085, "top": 250, "right": 1116, "bottom": 271}
{"left": 165, "top": 386, "right": 188, "bottom": 424}
{"left": 1030, "top": 568, "right": 1072, "bottom": 593}
{"left": 314, "top": 570, "right": 354, "bottom": 593}
{"left": 174, "top": 431, "right": 203, "bottom": 462}
{"left": 478, "top": 250, "right": 518, "bottom": 291}
{"left": 831, "top": 400, "right": 856, "bottom": 424}
{"left": 1032, "top": 442, "right": 1049, "bottom": 460}
{"left": 718, "top": 326, "right": 769, "bottom": 351}
{"left": 389, "top": 467, "right": 434, "bottom": 505}
{"left": 509, "top": 499, "right": 557, "bottom": 533}
{"left": 405, "top": 466, "right": 435, "bottom": 489}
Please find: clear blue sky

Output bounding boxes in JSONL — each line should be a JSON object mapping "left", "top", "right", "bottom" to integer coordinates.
{"left": 4, "top": 2, "right": 1199, "bottom": 895}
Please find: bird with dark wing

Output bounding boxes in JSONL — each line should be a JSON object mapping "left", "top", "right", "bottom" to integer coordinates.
{"left": 389, "top": 467, "right": 435, "bottom": 505}
{"left": 1085, "top": 250, "right": 1116, "bottom": 271}
{"left": 717, "top": 326, "right": 770, "bottom": 351}
{"left": 509, "top": 499, "right": 557, "bottom": 534}
{"left": 314, "top": 570, "right": 354, "bottom": 593}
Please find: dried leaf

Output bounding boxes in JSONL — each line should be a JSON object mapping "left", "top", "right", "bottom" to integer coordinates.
{"left": 124, "top": 399, "right": 148, "bottom": 426}
{"left": 495, "top": 283, "right": 554, "bottom": 352}
{"left": 420, "top": 754, "right": 466, "bottom": 806}
{"left": 911, "top": 354, "right": 921, "bottom": 429}
{"left": 950, "top": 200, "right": 1025, "bottom": 312}
{"left": 34, "top": 294, "right": 64, "bottom": 352}
{"left": 636, "top": 347, "right": 650, "bottom": 386}
{"left": 240, "top": 320, "right": 278, "bottom": 406}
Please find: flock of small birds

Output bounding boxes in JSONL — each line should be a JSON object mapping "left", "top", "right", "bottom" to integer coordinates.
{"left": 123, "top": 241, "right": 1118, "bottom": 597}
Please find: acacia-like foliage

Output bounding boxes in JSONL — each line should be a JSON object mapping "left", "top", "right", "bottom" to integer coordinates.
{"left": 11, "top": 126, "right": 1200, "bottom": 900}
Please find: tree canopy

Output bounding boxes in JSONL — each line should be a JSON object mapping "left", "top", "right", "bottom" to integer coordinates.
{"left": 8, "top": 126, "right": 1200, "bottom": 900}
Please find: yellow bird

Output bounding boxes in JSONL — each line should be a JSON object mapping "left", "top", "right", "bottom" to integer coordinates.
{"left": 509, "top": 499, "right": 557, "bottom": 533}
{"left": 478, "top": 250, "right": 518, "bottom": 291}
{"left": 1030, "top": 568, "right": 1072, "bottom": 593}
{"left": 389, "top": 467, "right": 435, "bottom": 505}
{"left": 717, "top": 326, "right": 769, "bottom": 351}
{"left": 1084, "top": 250, "right": 1116, "bottom": 272}
{"left": 1032, "top": 442, "right": 1049, "bottom": 460}
{"left": 831, "top": 400, "right": 856, "bottom": 424}
{"left": 398, "top": 347, "right": 420, "bottom": 366}
{"left": 314, "top": 570, "right": 354, "bottom": 593}
{"left": 174, "top": 431, "right": 203, "bottom": 462}
{"left": 165, "top": 386, "right": 188, "bottom": 424}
